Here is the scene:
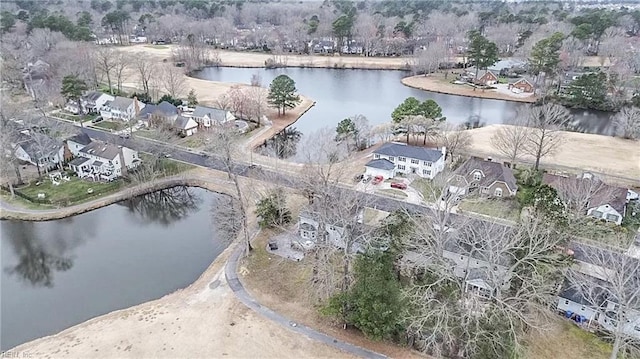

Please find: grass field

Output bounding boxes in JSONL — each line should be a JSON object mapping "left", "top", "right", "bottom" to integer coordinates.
{"left": 378, "top": 188, "right": 409, "bottom": 199}
{"left": 525, "top": 319, "right": 611, "bottom": 359}
{"left": 144, "top": 44, "right": 169, "bottom": 49}
{"left": 17, "top": 176, "right": 122, "bottom": 205}
{"left": 92, "top": 121, "right": 124, "bottom": 131}
{"left": 459, "top": 198, "right": 521, "bottom": 222}
{"left": 411, "top": 178, "right": 443, "bottom": 202}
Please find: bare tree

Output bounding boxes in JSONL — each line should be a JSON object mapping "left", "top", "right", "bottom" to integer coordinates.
{"left": 113, "top": 53, "right": 128, "bottom": 94}
{"left": 414, "top": 42, "right": 448, "bottom": 76}
{"left": 522, "top": 103, "right": 571, "bottom": 170}
{"left": 227, "top": 85, "right": 250, "bottom": 120}
{"left": 438, "top": 124, "right": 472, "bottom": 161}
{"left": 490, "top": 122, "right": 530, "bottom": 164}
{"left": 245, "top": 85, "right": 268, "bottom": 127}
{"left": 203, "top": 127, "right": 252, "bottom": 256}
{"left": 135, "top": 55, "right": 156, "bottom": 95}
{"left": 549, "top": 174, "right": 621, "bottom": 226}
{"left": 566, "top": 249, "right": 640, "bottom": 359}
{"left": 370, "top": 123, "right": 396, "bottom": 143}
{"left": 161, "top": 66, "right": 186, "bottom": 99}
{"left": 403, "top": 213, "right": 570, "bottom": 358}
{"left": 613, "top": 107, "right": 640, "bottom": 140}
{"left": 94, "top": 47, "right": 117, "bottom": 94}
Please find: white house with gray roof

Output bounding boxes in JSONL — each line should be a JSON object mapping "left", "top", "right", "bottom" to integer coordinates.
{"left": 100, "top": 96, "right": 145, "bottom": 121}
{"left": 365, "top": 142, "right": 446, "bottom": 179}
{"left": 69, "top": 140, "right": 140, "bottom": 181}
{"left": 190, "top": 105, "right": 235, "bottom": 128}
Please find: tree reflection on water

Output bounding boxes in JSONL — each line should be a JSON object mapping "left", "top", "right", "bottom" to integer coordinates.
{"left": 121, "top": 186, "right": 202, "bottom": 226}
{"left": 3, "top": 217, "right": 93, "bottom": 288}
{"left": 258, "top": 127, "right": 302, "bottom": 159}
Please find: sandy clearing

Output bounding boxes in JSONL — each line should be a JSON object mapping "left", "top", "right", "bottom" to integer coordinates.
{"left": 402, "top": 75, "right": 538, "bottom": 103}
{"left": 466, "top": 125, "right": 640, "bottom": 183}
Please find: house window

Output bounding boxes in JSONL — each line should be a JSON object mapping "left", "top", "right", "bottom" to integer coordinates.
{"left": 388, "top": 157, "right": 395, "bottom": 162}
{"left": 565, "top": 300, "right": 569, "bottom": 305}
{"left": 374, "top": 154, "right": 380, "bottom": 159}
{"left": 591, "top": 210, "right": 604, "bottom": 218}
{"left": 398, "top": 165, "right": 406, "bottom": 170}
{"left": 423, "top": 169, "right": 431, "bottom": 176}
{"left": 494, "top": 188, "right": 503, "bottom": 197}
{"left": 605, "top": 214, "right": 619, "bottom": 222}
{"left": 424, "top": 161, "right": 432, "bottom": 167}
{"left": 473, "top": 172, "right": 482, "bottom": 181}
{"left": 410, "top": 159, "right": 419, "bottom": 164}
{"left": 581, "top": 306, "right": 586, "bottom": 311}
{"left": 399, "top": 156, "right": 406, "bottom": 162}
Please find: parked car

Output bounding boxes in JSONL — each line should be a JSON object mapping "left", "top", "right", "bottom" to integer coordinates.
{"left": 91, "top": 116, "right": 103, "bottom": 123}
{"left": 119, "top": 133, "right": 130, "bottom": 139}
{"left": 362, "top": 176, "right": 372, "bottom": 184}
{"left": 390, "top": 182, "right": 407, "bottom": 190}
{"left": 353, "top": 174, "right": 364, "bottom": 182}
{"left": 372, "top": 175, "right": 384, "bottom": 185}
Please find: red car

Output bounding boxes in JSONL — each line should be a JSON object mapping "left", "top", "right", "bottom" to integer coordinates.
{"left": 390, "top": 182, "right": 407, "bottom": 190}
{"left": 372, "top": 175, "right": 384, "bottom": 185}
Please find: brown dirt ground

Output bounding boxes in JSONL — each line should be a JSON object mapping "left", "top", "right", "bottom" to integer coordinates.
{"left": 402, "top": 74, "right": 538, "bottom": 103}
{"left": 120, "top": 44, "right": 611, "bottom": 70}
{"left": 465, "top": 125, "right": 640, "bottom": 184}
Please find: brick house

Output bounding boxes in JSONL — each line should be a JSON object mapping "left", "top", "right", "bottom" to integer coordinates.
{"left": 476, "top": 70, "right": 499, "bottom": 86}
{"left": 508, "top": 78, "right": 534, "bottom": 93}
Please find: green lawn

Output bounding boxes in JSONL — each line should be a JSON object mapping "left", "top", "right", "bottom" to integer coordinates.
{"left": 17, "top": 176, "right": 122, "bottom": 206}
{"left": 56, "top": 112, "right": 99, "bottom": 123}
{"left": 377, "top": 188, "right": 409, "bottom": 199}
{"left": 459, "top": 198, "right": 521, "bottom": 222}
{"left": 412, "top": 178, "right": 443, "bottom": 202}
{"left": 92, "top": 121, "right": 124, "bottom": 131}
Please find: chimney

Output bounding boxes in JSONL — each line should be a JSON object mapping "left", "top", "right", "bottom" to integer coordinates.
{"left": 486, "top": 157, "right": 493, "bottom": 162}
{"left": 441, "top": 146, "right": 446, "bottom": 159}
{"left": 133, "top": 96, "right": 140, "bottom": 117}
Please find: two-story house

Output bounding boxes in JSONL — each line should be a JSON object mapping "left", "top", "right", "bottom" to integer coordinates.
{"left": 190, "top": 105, "right": 235, "bottom": 128}
{"left": 543, "top": 173, "right": 628, "bottom": 225}
{"left": 100, "top": 96, "right": 145, "bottom": 121}
{"left": 64, "top": 132, "right": 92, "bottom": 159}
{"left": 138, "top": 101, "right": 179, "bottom": 127}
{"left": 365, "top": 142, "right": 446, "bottom": 180}
{"left": 448, "top": 157, "right": 518, "bottom": 199}
{"left": 82, "top": 91, "right": 115, "bottom": 114}
{"left": 69, "top": 140, "right": 140, "bottom": 181}
{"left": 13, "top": 133, "right": 64, "bottom": 171}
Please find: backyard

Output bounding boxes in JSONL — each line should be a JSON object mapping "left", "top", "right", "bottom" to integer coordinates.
{"left": 54, "top": 111, "right": 99, "bottom": 123}
{"left": 16, "top": 175, "right": 122, "bottom": 206}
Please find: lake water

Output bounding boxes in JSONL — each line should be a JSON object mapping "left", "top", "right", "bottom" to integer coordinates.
{"left": 0, "top": 187, "right": 228, "bottom": 350}
{"left": 192, "top": 67, "right": 614, "bottom": 136}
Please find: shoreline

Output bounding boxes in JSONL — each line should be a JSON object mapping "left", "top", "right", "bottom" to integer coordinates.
{"left": 401, "top": 75, "right": 538, "bottom": 104}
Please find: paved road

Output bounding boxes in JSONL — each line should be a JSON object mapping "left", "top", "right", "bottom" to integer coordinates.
{"left": 224, "top": 243, "right": 388, "bottom": 359}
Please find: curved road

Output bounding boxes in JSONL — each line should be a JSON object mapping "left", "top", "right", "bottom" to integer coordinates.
{"left": 225, "top": 244, "right": 388, "bottom": 359}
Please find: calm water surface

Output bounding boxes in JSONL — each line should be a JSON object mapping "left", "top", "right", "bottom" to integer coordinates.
{"left": 1, "top": 187, "right": 227, "bottom": 350}
{"left": 192, "top": 67, "right": 614, "bottom": 136}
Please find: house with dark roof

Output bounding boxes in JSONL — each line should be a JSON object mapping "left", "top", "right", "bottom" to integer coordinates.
{"left": 65, "top": 132, "right": 92, "bottom": 158}
{"left": 543, "top": 173, "right": 628, "bottom": 225}
{"left": 365, "top": 142, "right": 446, "bottom": 180}
{"left": 190, "top": 105, "right": 235, "bottom": 128}
{"left": 448, "top": 157, "right": 518, "bottom": 199}
{"left": 13, "top": 133, "right": 64, "bottom": 170}
{"left": 508, "top": 78, "right": 535, "bottom": 94}
{"left": 138, "top": 101, "right": 179, "bottom": 126}
{"left": 70, "top": 140, "right": 140, "bottom": 181}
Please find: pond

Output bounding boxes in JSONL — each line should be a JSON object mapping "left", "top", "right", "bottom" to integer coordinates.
{"left": 1, "top": 187, "right": 229, "bottom": 350}
{"left": 192, "top": 67, "right": 614, "bottom": 137}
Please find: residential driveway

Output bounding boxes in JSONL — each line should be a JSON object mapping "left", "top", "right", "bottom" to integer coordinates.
{"left": 355, "top": 178, "right": 424, "bottom": 205}
{"left": 266, "top": 231, "right": 305, "bottom": 261}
